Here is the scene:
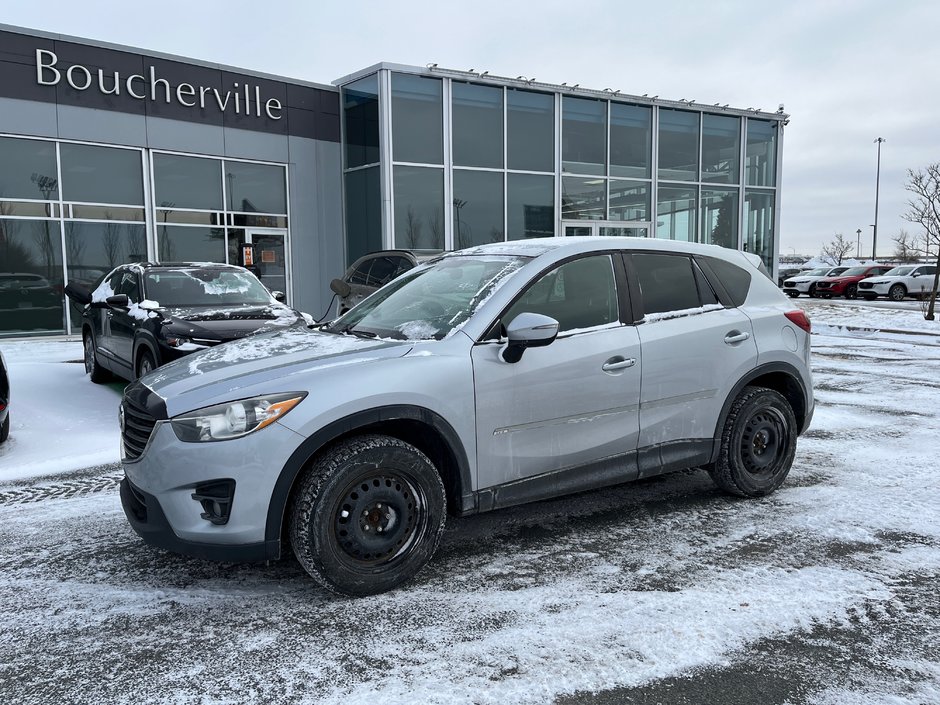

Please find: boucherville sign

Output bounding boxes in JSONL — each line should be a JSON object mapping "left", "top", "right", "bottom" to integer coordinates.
{"left": 35, "top": 49, "right": 284, "bottom": 120}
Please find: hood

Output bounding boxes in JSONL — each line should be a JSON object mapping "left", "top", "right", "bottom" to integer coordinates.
{"left": 158, "top": 304, "right": 303, "bottom": 340}
{"left": 141, "top": 326, "right": 412, "bottom": 416}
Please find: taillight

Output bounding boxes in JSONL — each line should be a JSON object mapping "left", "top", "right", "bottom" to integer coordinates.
{"left": 785, "top": 310, "right": 811, "bottom": 333}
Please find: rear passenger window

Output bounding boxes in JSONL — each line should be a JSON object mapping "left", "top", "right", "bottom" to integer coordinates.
{"left": 633, "top": 254, "right": 700, "bottom": 316}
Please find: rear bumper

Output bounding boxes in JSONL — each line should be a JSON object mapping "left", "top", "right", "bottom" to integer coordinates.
{"left": 120, "top": 477, "right": 278, "bottom": 562}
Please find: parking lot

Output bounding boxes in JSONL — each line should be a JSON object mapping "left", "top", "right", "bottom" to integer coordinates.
{"left": 0, "top": 297, "right": 938, "bottom": 705}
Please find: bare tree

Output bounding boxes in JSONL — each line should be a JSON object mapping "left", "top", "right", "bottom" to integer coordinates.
{"left": 820, "top": 233, "right": 853, "bottom": 266}
{"left": 903, "top": 163, "right": 940, "bottom": 320}
{"left": 404, "top": 206, "right": 423, "bottom": 249}
{"left": 892, "top": 229, "right": 922, "bottom": 263}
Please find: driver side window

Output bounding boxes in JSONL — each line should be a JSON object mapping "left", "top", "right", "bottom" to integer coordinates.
{"left": 115, "top": 271, "right": 140, "bottom": 303}
{"left": 503, "top": 255, "right": 619, "bottom": 333}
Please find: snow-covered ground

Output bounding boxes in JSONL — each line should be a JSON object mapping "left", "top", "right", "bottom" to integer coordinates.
{"left": 0, "top": 302, "right": 938, "bottom": 704}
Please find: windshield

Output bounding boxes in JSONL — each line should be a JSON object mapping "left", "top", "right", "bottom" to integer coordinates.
{"left": 839, "top": 267, "right": 869, "bottom": 276}
{"left": 327, "top": 255, "right": 528, "bottom": 341}
{"left": 803, "top": 268, "right": 829, "bottom": 277}
{"left": 884, "top": 267, "right": 914, "bottom": 276}
{"left": 143, "top": 269, "right": 273, "bottom": 307}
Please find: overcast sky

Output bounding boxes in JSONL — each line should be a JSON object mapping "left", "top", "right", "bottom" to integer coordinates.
{"left": 6, "top": 0, "right": 938, "bottom": 258}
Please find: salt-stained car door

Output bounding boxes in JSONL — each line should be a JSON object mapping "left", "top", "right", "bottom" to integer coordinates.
{"left": 471, "top": 254, "right": 641, "bottom": 492}
{"left": 629, "top": 253, "right": 758, "bottom": 471}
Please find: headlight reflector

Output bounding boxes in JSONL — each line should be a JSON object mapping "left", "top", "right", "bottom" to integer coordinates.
{"left": 171, "top": 393, "right": 306, "bottom": 442}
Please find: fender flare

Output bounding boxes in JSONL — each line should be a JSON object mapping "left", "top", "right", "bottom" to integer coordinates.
{"left": 710, "top": 362, "right": 811, "bottom": 462}
{"left": 264, "top": 405, "right": 472, "bottom": 549}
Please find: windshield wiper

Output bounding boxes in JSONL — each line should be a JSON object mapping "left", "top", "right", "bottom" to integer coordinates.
{"left": 334, "top": 323, "right": 377, "bottom": 339}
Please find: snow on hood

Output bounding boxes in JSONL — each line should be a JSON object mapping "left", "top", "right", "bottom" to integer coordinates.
{"left": 142, "top": 326, "right": 411, "bottom": 413}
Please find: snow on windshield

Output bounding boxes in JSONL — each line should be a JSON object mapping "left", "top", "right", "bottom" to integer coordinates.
{"left": 145, "top": 269, "right": 272, "bottom": 307}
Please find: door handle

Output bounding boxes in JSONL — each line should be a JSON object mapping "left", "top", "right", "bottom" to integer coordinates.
{"left": 724, "top": 331, "right": 750, "bottom": 344}
{"left": 602, "top": 357, "right": 637, "bottom": 372}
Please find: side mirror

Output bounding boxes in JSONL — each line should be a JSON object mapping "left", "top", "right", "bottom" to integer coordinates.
{"left": 912, "top": 272, "right": 920, "bottom": 278}
{"left": 106, "top": 293, "right": 129, "bottom": 308}
{"left": 64, "top": 281, "right": 92, "bottom": 306}
{"left": 502, "top": 312, "right": 559, "bottom": 363}
{"left": 330, "top": 278, "right": 352, "bottom": 298}
{"left": 272, "top": 290, "right": 287, "bottom": 302}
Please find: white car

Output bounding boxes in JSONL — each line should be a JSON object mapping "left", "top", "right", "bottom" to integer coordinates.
{"left": 782, "top": 266, "right": 850, "bottom": 298}
{"left": 857, "top": 264, "right": 938, "bottom": 301}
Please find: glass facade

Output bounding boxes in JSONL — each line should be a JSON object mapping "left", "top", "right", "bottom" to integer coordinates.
{"left": 349, "top": 68, "right": 782, "bottom": 271}
{"left": 0, "top": 135, "right": 289, "bottom": 337}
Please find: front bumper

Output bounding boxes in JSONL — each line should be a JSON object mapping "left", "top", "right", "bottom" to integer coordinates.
{"left": 121, "top": 418, "right": 306, "bottom": 559}
{"left": 783, "top": 281, "right": 812, "bottom": 294}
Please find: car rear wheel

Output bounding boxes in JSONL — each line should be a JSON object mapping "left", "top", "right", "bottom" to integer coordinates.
{"left": 289, "top": 434, "right": 447, "bottom": 596}
{"left": 844, "top": 284, "right": 858, "bottom": 299}
{"left": 136, "top": 349, "right": 156, "bottom": 380}
{"left": 889, "top": 284, "right": 906, "bottom": 302}
{"left": 83, "top": 332, "right": 111, "bottom": 384}
{"left": 708, "top": 386, "right": 797, "bottom": 498}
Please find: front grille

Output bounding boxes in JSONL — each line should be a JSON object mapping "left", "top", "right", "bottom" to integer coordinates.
{"left": 783, "top": 280, "right": 795, "bottom": 287}
{"left": 858, "top": 281, "right": 874, "bottom": 289}
{"left": 122, "top": 399, "right": 157, "bottom": 460}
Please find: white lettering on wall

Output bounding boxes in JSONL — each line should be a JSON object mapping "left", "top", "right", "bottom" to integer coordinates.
{"left": 36, "top": 49, "right": 60, "bottom": 85}
{"left": 33, "top": 48, "right": 285, "bottom": 120}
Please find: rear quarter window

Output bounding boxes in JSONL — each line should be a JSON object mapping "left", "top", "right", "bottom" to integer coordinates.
{"left": 700, "top": 256, "right": 752, "bottom": 307}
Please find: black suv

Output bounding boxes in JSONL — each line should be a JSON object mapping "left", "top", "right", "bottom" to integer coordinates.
{"left": 67, "top": 263, "right": 308, "bottom": 382}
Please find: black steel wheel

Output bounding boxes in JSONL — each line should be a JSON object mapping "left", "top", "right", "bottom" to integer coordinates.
{"left": 889, "top": 284, "right": 906, "bottom": 302}
{"left": 83, "top": 331, "right": 111, "bottom": 384}
{"left": 290, "top": 434, "right": 446, "bottom": 596}
{"left": 708, "top": 386, "right": 797, "bottom": 497}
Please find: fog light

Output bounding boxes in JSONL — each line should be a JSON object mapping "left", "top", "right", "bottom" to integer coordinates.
{"left": 191, "top": 479, "right": 236, "bottom": 525}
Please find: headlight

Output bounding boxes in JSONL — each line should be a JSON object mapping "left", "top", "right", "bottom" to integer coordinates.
{"left": 171, "top": 393, "right": 306, "bottom": 442}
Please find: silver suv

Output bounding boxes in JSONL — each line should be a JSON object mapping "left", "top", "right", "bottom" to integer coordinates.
{"left": 120, "top": 238, "right": 814, "bottom": 595}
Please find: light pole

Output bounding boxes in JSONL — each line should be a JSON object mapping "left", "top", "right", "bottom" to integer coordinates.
{"left": 856, "top": 228, "right": 861, "bottom": 258}
{"left": 872, "top": 137, "right": 885, "bottom": 260}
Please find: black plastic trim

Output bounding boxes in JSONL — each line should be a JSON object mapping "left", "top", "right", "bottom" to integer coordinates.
{"left": 120, "top": 478, "right": 276, "bottom": 562}
{"left": 264, "top": 405, "right": 473, "bottom": 548}
{"left": 479, "top": 451, "right": 639, "bottom": 512}
{"left": 637, "top": 440, "right": 713, "bottom": 479}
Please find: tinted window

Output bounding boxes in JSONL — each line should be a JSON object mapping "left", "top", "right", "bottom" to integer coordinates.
{"left": 343, "top": 74, "right": 380, "bottom": 169}
{"left": 702, "top": 256, "right": 752, "bottom": 307}
{"left": 507, "top": 89, "right": 554, "bottom": 172}
{"left": 157, "top": 225, "right": 226, "bottom": 262}
{"left": 348, "top": 259, "right": 373, "bottom": 285}
{"left": 452, "top": 82, "right": 503, "bottom": 169}
{"left": 695, "top": 262, "right": 719, "bottom": 306}
{"left": 391, "top": 74, "right": 443, "bottom": 164}
{"left": 453, "top": 170, "right": 504, "bottom": 247}
{"left": 634, "top": 254, "right": 700, "bottom": 315}
{"left": 562, "top": 97, "right": 606, "bottom": 176}
{"left": 658, "top": 109, "right": 699, "bottom": 182}
{"left": 610, "top": 104, "right": 651, "bottom": 178}
{"left": 60, "top": 143, "right": 143, "bottom": 205}
{"left": 367, "top": 256, "right": 412, "bottom": 286}
{"left": 504, "top": 255, "right": 619, "bottom": 332}
{"left": 225, "top": 161, "right": 286, "bottom": 214}
{"left": 393, "top": 166, "right": 444, "bottom": 250}
{"left": 345, "top": 167, "right": 382, "bottom": 265}
{"left": 116, "top": 271, "right": 140, "bottom": 302}
{"left": 0, "top": 136, "right": 58, "bottom": 200}
{"left": 153, "top": 154, "right": 222, "bottom": 210}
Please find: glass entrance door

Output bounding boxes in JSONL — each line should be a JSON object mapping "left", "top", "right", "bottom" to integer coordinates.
{"left": 229, "top": 228, "right": 289, "bottom": 299}
{"left": 562, "top": 220, "right": 650, "bottom": 238}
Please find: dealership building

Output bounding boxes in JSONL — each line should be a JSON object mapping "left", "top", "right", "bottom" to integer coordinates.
{"left": 0, "top": 24, "right": 786, "bottom": 338}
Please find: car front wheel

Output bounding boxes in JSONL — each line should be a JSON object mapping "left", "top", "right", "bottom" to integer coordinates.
{"left": 708, "top": 387, "right": 797, "bottom": 497}
{"left": 889, "top": 284, "right": 906, "bottom": 302}
{"left": 136, "top": 349, "right": 156, "bottom": 379}
{"left": 290, "top": 434, "right": 447, "bottom": 596}
{"left": 83, "top": 332, "right": 111, "bottom": 384}
{"left": 845, "top": 284, "right": 858, "bottom": 299}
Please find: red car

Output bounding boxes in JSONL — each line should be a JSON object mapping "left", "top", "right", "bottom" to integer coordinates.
{"left": 814, "top": 265, "right": 895, "bottom": 299}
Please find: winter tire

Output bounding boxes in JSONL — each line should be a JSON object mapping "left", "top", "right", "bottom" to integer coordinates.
{"left": 136, "top": 349, "right": 156, "bottom": 380}
{"left": 708, "top": 386, "right": 797, "bottom": 498}
{"left": 889, "top": 284, "right": 906, "bottom": 302}
{"left": 84, "top": 332, "right": 111, "bottom": 384}
{"left": 0, "top": 413, "right": 9, "bottom": 443}
{"left": 786, "top": 291, "right": 799, "bottom": 298}
{"left": 808, "top": 284, "right": 817, "bottom": 298}
{"left": 289, "top": 434, "right": 447, "bottom": 596}
{"left": 844, "top": 284, "right": 857, "bottom": 299}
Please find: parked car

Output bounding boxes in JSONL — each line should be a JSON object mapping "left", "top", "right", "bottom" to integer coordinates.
{"left": 858, "top": 264, "right": 939, "bottom": 301}
{"left": 330, "top": 250, "right": 435, "bottom": 314}
{"left": 0, "top": 347, "right": 9, "bottom": 444}
{"left": 813, "top": 265, "right": 895, "bottom": 299}
{"left": 119, "top": 237, "right": 814, "bottom": 596}
{"left": 0, "top": 272, "right": 64, "bottom": 331}
{"left": 777, "top": 267, "right": 806, "bottom": 288}
{"left": 782, "top": 266, "right": 850, "bottom": 298}
{"left": 66, "top": 262, "right": 309, "bottom": 383}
